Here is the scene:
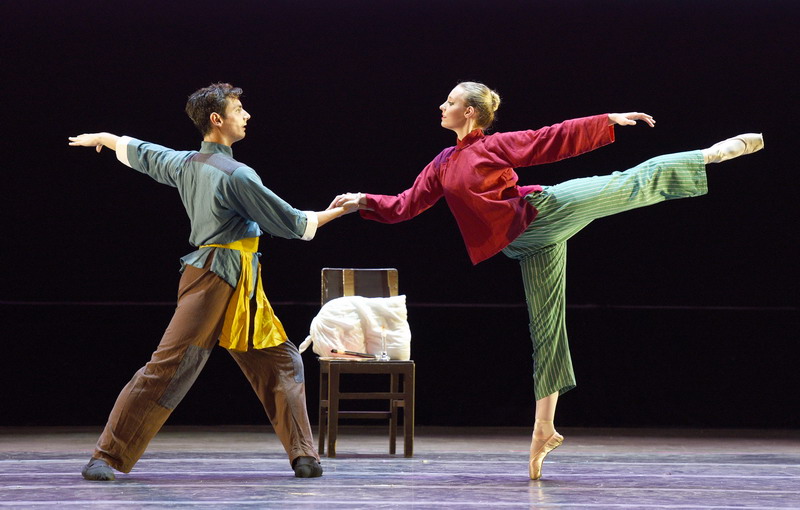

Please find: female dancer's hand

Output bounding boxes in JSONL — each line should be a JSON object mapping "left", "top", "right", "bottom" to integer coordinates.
{"left": 608, "top": 112, "right": 655, "bottom": 127}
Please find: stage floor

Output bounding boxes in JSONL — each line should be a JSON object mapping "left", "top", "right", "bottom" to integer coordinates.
{"left": 1, "top": 426, "right": 799, "bottom": 508}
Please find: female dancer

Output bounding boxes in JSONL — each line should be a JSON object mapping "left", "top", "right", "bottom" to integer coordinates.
{"left": 329, "top": 81, "right": 763, "bottom": 479}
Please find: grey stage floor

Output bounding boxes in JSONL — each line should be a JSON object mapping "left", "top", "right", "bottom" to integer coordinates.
{"left": 1, "top": 426, "right": 799, "bottom": 509}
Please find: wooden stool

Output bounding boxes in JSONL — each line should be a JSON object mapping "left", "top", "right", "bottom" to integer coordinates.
{"left": 315, "top": 268, "right": 415, "bottom": 457}
{"left": 318, "top": 358, "right": 415, "bottom": 457}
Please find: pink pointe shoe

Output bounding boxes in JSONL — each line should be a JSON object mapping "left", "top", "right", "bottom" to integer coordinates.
{"left": 529, "top": 431, "right": 564, "bottom": 480}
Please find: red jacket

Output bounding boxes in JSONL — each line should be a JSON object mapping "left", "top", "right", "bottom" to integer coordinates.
{"left": 361, "top": 114, "right": 615, "bottom": 264}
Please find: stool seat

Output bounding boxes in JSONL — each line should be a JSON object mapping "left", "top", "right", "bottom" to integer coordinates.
{"left": 318, "top": 358, "right": 415, "bottom": 458}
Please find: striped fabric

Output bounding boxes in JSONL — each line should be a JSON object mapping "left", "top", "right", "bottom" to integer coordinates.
{"left": 502, "top": 151, "right": 707, "bottom": 400}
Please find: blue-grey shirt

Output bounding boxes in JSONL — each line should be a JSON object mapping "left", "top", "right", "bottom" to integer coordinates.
{"left": 115, "top": 136, "right": 318, "bottom": 290}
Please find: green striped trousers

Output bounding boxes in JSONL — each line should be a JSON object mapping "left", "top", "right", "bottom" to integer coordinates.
{"left": 501, "top": 151, "right": 707, "bottom": 401}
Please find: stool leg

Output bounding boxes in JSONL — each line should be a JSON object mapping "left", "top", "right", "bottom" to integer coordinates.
{"left": 405, "top": 365, "right": 415, "bottom": 457}
{"left": 318, "top": 363, "right": 328, "bottom": 455}
{"left": 328, "top": 364, "right": 340, "bottom": 458}
{"left": 389, "top": 372, "right": 398, "bottom": 455}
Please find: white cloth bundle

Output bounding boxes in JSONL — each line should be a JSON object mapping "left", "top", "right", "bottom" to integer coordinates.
{"left": 298, "top": 295, "right": 411, "bottom": 360}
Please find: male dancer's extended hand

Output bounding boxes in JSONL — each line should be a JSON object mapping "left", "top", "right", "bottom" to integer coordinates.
{"left": 68, "top": 132, "right": 120, "bottom": 153}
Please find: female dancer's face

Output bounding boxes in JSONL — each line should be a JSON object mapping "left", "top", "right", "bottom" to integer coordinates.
{"left": 439, "top": 86, "right": 474, "bottom": 136}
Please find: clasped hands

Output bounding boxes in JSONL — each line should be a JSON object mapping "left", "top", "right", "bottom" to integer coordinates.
{"left": 328, "top": 192, "right": 366, "bottom": 213}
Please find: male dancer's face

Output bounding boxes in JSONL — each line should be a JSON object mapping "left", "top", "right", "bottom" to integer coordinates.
{"left": 218, "top": 98, "right": 251, "bottom": 144}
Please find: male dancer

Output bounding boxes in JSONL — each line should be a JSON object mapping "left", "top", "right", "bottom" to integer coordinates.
{"left": 69, "top": 83, "right": 355, "bottom": 480}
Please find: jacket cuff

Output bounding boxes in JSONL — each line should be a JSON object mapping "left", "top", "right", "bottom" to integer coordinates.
{"left": 301, "top": 211, "right": 318, "bottom": 240}
{"left": 115, "top": 136, "right": 134, "bottom": 167}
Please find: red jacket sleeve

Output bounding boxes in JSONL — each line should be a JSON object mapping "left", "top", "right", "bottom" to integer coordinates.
{"left": 484, "top": 114, "right": 615, "bottom": 168}
{"left": 360, "top": 148, "right": 451, "bottom": 224}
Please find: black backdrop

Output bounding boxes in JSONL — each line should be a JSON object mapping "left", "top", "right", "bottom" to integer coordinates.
{"left": 2, "top": 1, "right": 798, "bottom": 429}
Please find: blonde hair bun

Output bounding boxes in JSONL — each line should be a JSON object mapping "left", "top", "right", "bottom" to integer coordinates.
{"left": 490, "top": 91, "right": 501, "bottom": 112}
{"left": 458, "top": 81, "right": 501, "bottom": 130}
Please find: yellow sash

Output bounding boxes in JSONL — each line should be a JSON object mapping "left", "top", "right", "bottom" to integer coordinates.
{"left": 200, "top": 237, "right": 287, "bottom": 351}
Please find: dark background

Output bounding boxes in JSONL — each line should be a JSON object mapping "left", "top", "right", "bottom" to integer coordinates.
{"left": 2, "top": 1, "right": 797, "bottom": 429}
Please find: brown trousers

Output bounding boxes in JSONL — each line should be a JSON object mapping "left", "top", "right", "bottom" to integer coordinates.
{"left": 93, "top": 254, "right": 319, "bottom": 473}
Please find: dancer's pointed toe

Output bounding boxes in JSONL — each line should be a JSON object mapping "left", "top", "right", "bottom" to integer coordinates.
{"left": 734, "top": 133, "right": 764, "bottom": 155}
{"left": 529, "top": 431, "right": 564, "bottom": 480}
{"left": 704, "top": 133, "right": 764, "bottom": 163}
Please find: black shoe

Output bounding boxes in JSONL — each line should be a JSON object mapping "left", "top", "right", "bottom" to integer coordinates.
{"left": 81, "top": 458, "right": 115, "bottom": 481}
{"left": 292, "top": 456, "right": 323, "bottom": 478}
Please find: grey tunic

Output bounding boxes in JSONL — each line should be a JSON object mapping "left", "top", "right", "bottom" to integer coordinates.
{"left": 115, "top": 136, "right": 317, "bottom": 290}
